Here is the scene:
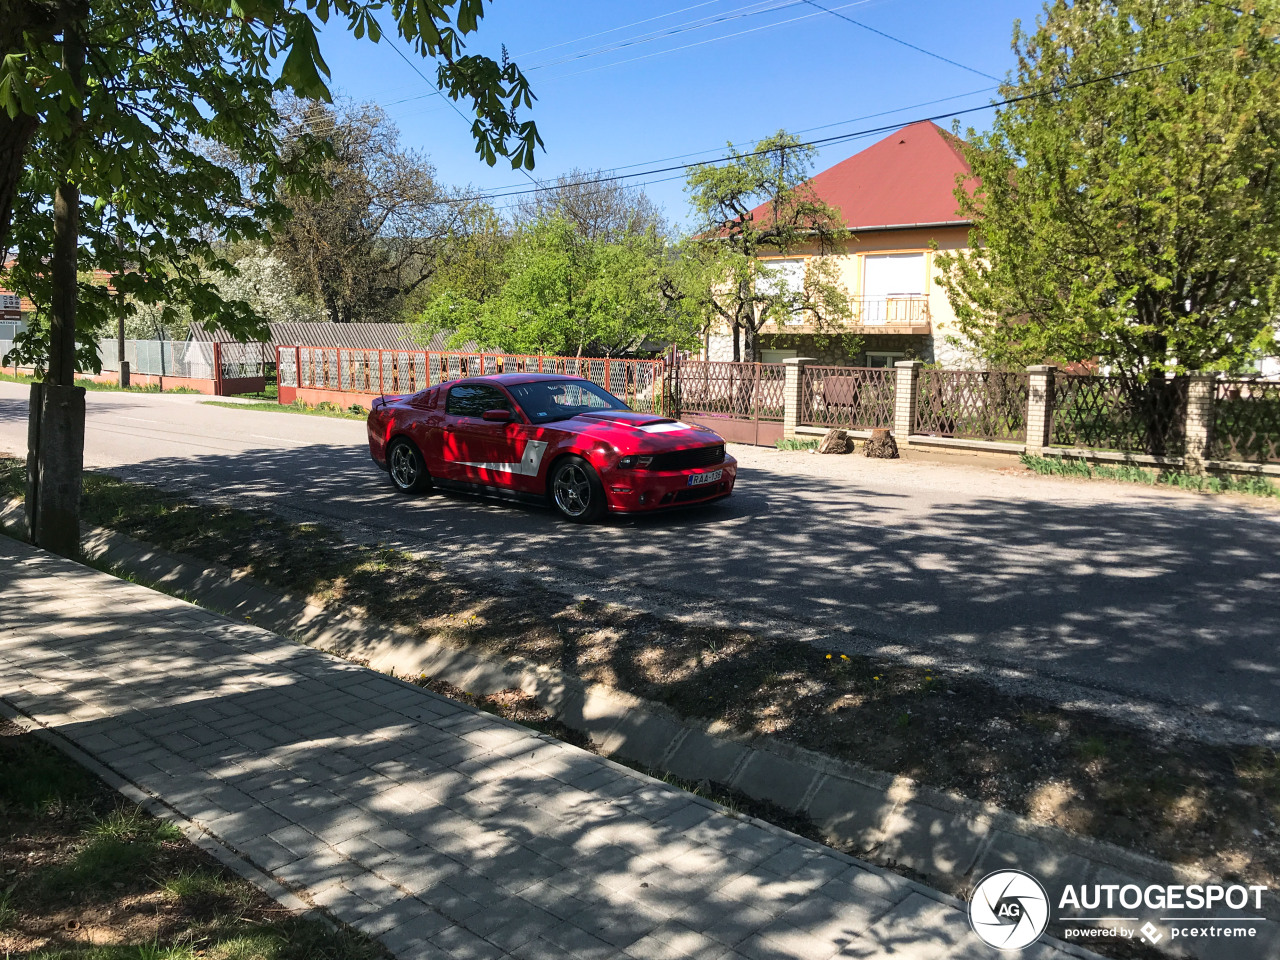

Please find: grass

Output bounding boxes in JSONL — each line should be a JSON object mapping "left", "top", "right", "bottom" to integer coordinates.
{"left": 199, "top": 399, "right": 366, "bottom": 420}
{"left": 0, "top": 370, "right": 201, "bottom": 394}
{"left": 1021, "top": 453, "right": 1279, "bottom": 497}
{"left": 4, "top": 456, "right": 1277, "bottom": 897}
{"left": 0, "top": 718, "right": 387, "bottom": 960}
{"left": 774, "top": 437, "right": 820, "bottom": 451}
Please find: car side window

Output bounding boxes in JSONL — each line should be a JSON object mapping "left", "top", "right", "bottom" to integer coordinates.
{"left": 446, "top": 385, "right": 510, "bottom": 418}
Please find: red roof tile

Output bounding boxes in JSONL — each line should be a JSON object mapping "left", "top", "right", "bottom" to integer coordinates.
{"left": 751, "top": 121, "right": 975, "bottom": 231}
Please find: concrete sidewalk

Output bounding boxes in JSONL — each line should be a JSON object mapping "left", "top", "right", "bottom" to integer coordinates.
{"left": 0, "top": 536, "right": 1093, "bottom": 960}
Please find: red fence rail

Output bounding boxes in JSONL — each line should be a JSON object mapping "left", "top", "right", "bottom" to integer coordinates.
{"left": 277, "top": 347, "right": 668, "bottom": 414}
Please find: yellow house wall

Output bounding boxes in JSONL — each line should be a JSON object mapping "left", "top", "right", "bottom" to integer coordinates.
{"left": 721, "top": 225, "right": 974, "bottom": 365}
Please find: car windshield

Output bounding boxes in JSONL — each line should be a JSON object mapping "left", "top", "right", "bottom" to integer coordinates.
{"left": 508, "top": 379, "right": 630, "bottom": 423}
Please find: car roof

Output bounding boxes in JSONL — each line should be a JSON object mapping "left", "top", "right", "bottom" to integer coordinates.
{"left": 447, "top": 373, "right": 588, "bottom": 387}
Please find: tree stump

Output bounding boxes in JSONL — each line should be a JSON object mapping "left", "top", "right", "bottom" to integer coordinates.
{"left": 817, "top": 428, "right": 850, "bottom": 454}
{"left": 864, "top": 428, "right": 899, "bottom": 459}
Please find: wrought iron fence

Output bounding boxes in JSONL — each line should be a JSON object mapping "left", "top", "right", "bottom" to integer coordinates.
{"left": 280, "top": 347, "right": 667, "bottom": 414}
{"left": 800, "top": 366, "right": 896, "bottom": 430}
{"left": 914, "top": 370, "right": 1030, "bottom": 442}
{"left": 1051, "top": 374, "right": 1188, "bottom": 456}
{"left": 673, "top": 360, "right": 786, "bottom": 421}
{"left": 1209, "top": 379, "right": 1280, "bottom": 463}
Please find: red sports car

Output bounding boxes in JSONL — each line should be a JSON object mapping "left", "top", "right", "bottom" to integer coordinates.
{"left": 366, "top": 373, "right": 736, "bottom": 521}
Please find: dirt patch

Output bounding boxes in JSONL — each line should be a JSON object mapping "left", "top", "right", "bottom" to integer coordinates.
{"left": 0, "top": 717, "right": 386, "bottom": 960}
{"left": 3, "top": 458, "right": 1277, "bottom": 897}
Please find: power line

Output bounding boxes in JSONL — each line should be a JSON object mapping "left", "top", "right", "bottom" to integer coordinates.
{"left": 801, "top": 0, "right": 1000, "bottom": 81}
{"left": 455, "top": 42, "right": 1237, "bottom": 204}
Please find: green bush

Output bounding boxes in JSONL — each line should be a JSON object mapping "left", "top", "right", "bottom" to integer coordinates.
{"left": 1020, "top": 454, "right": 1278, "bottom": 498}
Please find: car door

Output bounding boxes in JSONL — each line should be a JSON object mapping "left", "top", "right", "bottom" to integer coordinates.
{"left": 441, "top": 383, "right": 520, "bottom": 485}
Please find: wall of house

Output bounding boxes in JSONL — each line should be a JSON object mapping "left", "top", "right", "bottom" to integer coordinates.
{"left": 701, "top": 225, "right": 984, "bottom": 367}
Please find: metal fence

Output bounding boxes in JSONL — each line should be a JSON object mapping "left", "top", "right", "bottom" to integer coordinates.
{"left": 1051, "top": 374, "right": 1188, "bottom": 456}
{"left": 800, "top": 366, "right": 896, "bottom": 430}
{"left": 95, "top": 340, "right": 220, "bottom": 378}
{"left": 915, "top": 370, "right": 1030, "bottom": 442}
{"left": 1209, "top": 379, "right": 1280, "bottom": 463}
{"left": 282, "top": 347, "right": 668, "bottom": 414}
{"left": 672, "top": 360, "right": 786, "bottom": 422}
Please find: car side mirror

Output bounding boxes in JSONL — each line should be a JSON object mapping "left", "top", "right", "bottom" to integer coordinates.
{"left": 482, "top": 408, "right": 512, "bottom": 423}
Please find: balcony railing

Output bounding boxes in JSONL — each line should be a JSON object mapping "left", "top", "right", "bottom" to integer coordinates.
{"left": 778, "top": 296, "right": 931, "bottom": 334}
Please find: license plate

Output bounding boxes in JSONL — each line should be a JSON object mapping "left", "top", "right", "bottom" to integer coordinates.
{"left": 688, "top": 469, "right": 723, "bottom": 486}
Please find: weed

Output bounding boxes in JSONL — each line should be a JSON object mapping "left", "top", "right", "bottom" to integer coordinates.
{"left": 1020, "top": 454, "right": 1277, "bottom": 497}
{"left": 775, "top": 437, "right": 820, "bottom": 451}
{"left": 0, "top": 883, "right": 17, "bottom": 929}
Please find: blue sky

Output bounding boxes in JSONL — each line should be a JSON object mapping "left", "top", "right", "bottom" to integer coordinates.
{"left": 316, "top": 0, "right": 1041, "bottom": 228}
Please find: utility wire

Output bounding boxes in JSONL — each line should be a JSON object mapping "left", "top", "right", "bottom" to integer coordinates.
{"left": 801, "top": 0, "right": 1000, "bottom": 80}
{"left": 453, "top": 43, "right": 1237, "bottom": 204}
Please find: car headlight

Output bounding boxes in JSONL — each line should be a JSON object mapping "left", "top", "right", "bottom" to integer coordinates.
{"left": 617, "top": 455, "right": 654, "bottom": 470}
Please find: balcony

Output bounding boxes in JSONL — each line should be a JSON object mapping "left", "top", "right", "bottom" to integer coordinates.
{"left": 777, "top": 296, "right": 931, "bottom": 336}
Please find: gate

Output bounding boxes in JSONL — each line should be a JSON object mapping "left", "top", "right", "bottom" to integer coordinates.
{"left": 670, "top": 359, "right": 786, "bottom": 446}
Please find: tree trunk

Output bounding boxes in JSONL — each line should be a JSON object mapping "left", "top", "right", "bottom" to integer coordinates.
{"left": 27, "top": 25, "right": 86, "bottom": 557}
{"left": 731, "top": 319, "right": 741, "bottom": 362}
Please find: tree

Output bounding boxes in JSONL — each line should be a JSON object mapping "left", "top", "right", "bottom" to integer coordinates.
{"left": 680, "top": 131, "right": 853, "bottom": 362}
{"left": 271, "top": 98, "right": 468, "bottom": 324}
{"left": 2, "top": 0, "right": 541, "bottom": 555}
{"left": 419, "top": 215, "right": 699, "bottom": 356}
{"left": 935, "top": 0, "right": 1280, "bottom": 389}
{"left": 513, "top": 168, "right": 666, "bottom": 241}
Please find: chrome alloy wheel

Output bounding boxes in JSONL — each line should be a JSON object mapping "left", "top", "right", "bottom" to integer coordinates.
{"left": 552, "top": 462, "right": 592, "bottom": 517}
{"left": 390, "top": 443, "right": 419, "bottom": 490}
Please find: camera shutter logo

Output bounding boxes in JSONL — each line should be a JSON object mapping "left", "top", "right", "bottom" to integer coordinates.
{"left": 969, "top": 870, "right": 1051, "bottom": 950}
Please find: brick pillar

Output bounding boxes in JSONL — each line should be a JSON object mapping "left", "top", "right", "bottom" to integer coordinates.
{"left": 1025, "top": 364, "right": 1056, "bottom": 455}
{"left": 1184, "top": 373, "right": 1216, "bottom": 475}
{"left": 782, "top": 357, "right": 817, "bottom": 439}
{"left": 894, "top": 360, "right": 922, "bottom": 444}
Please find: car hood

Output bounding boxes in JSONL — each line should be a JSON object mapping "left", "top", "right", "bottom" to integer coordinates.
{"left": 563, "top": 410, "right": 723, "bottom": 446}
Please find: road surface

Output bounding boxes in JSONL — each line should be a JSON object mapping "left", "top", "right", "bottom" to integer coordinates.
{"left": 3, "top": 382, "right": 1278, "bottom": 741}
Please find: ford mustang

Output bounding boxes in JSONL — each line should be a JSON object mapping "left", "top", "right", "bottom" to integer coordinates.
{"left": 366, "top": 373, "right": 736, "bottom": 521}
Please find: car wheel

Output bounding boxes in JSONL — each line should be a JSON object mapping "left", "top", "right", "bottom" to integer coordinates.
{"left": 387, "top": 438, "right": 431, "bottom": 494}
{"left": 550, "top": 456, "right": 606, "bottom": 522}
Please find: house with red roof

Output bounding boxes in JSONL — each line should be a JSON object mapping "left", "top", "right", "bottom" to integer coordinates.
{"left": 705, "top": 120, "right": 976, "bottom": 368}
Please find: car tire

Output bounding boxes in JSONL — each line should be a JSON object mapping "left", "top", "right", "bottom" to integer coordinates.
{"left": 549, "top": 455, "right": 606, "bottom": 523}
{"left": 387, "top": 438, "right": 431, "bottom": 494}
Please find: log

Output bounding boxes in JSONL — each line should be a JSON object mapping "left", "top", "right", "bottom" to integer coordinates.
{"left": 864, "top": 428, "right": 899, "bottom": 459}
{"left": 817, "top": 428, "right": 851, "bottom": 454}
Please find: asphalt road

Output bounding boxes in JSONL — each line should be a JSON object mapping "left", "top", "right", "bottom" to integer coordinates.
{"left": 3, "top": 382, "right": 1279, "bottom": 740}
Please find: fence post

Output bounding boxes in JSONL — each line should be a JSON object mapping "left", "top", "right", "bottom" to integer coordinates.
{"left": 894, "top": 360, "right": 923, "bottom": 443}
{"left": 1184, "top": 373, "right": 1216, "bottom": 475}
{"left": 1025, "top": 364, "right": 1056, "bottom": 456}
{"left": 782, "top": 357, "right": 817, "bottom": 439}
{"left": 212, "top": 341, "right": 222, "bottom": 395}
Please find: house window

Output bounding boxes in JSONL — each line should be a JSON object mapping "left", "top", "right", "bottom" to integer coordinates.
{"left": 862, "top": 253, "right": 925, "bottom": 324}
{"left": 865, "top": 351, "right": 905, "bottom": 369}
{"left": 756, "top": 258, "right": 806, "bottom": 297}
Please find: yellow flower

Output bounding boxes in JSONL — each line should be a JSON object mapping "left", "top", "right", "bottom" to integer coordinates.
{"left": 841, "top": 655, "right": 849, "bottom": 661}
{"left": 826, "top": 654, "right": 832, "bottom": 659}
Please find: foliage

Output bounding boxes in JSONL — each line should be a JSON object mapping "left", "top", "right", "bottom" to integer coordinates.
{"left": 935, "top": 0, "right": 1280, "bottom": 382}
{"left": 774, "top": 437, "right": 820, "bottom": 451}
{"left": 0, "top": 1, "right": 541, "bottom": 373}
{"left": 270, "top": 98, "right": 474, "bottom": 324}
{"left": 513, "top": 167, "right": 667, "bottom": 241}
{"left": 1019, "top": 453, "right": 1278, "bottom": 496}
{"left": 419, "top": 215, "right": 701, "bottom": 356}
{"left": 676, "top": 131, "right": 855, "bottom": 361}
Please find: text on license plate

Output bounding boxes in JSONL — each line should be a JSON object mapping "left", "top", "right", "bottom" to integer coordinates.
{"left": 688, "top": 469, "right": 723, "bottom": 486}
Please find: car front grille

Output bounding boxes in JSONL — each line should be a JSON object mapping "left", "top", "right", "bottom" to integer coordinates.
{"left": 648, "top": 444, "right": 725, "bottom": 472}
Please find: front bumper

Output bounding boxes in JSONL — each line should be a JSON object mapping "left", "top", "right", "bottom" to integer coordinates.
{"left": 600, "top": 457, "right": 737, "bottom": 513}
